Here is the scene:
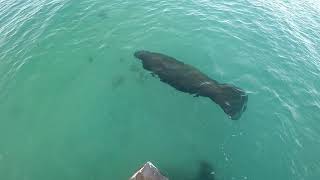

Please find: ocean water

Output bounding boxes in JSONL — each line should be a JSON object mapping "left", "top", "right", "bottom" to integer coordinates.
{"left": 0, "top": 0, "right": 320, "bottom": 179}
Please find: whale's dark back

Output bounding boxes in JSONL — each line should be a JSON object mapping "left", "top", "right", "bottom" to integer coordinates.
{"left": 134, "top": 50, "right": 248, "bottom": 120}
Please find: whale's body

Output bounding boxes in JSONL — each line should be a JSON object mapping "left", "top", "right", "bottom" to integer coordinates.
{"left": 134, "top": 50, "right": 248, "bottom": 120}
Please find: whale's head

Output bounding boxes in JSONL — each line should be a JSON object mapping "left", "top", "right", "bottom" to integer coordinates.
{"left": 134, "top": 50, "right": 151, "bottom": 61}
{"left": 134, "top": 50, "right": 162, "bottom": 71}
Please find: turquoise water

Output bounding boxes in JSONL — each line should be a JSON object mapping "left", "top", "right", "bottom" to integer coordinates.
{"left": 0, "top": 0, "right": 320, "bottom": 179}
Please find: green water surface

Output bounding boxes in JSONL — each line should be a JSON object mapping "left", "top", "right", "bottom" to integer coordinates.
{"left": 0, "top": 0, "right": 320, "bottom": 179}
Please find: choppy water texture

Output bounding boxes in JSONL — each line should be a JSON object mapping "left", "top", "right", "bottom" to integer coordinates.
{"left": 0, "top": 0, "right": 320, "bottom": 179}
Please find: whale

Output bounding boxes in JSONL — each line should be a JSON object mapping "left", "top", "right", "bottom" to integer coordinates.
{"left": 134, "top": 50, "right": 248, "bottom": 120}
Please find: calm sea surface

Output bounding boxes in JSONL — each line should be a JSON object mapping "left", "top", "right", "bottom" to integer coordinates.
{"left": 0, "top": 0, "right": 320, "bottom": 179}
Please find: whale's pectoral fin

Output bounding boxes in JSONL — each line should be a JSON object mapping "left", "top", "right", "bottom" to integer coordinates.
{"left": 210, "top": 84, "right": 248, "bottom": 120}
{"left": 151, "top": 72, "right": 156, "bottom": 77}
{"left": 193, "top": 93, "right": 200, "bottom": 97}
{"left": 159, "top": 77, "right": 168, "bottom": 83}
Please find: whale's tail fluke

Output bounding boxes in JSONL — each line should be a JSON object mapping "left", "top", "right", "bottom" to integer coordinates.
{"left": 209, "top": 84, "right": 248, "bottom": 120}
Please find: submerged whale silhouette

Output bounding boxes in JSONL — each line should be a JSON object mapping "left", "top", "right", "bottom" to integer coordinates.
{"left": 134, "top": 50, "right": 248, "bottom": 120}
{"left": 197, "top": 161, "right": 215, "bottom": 180}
